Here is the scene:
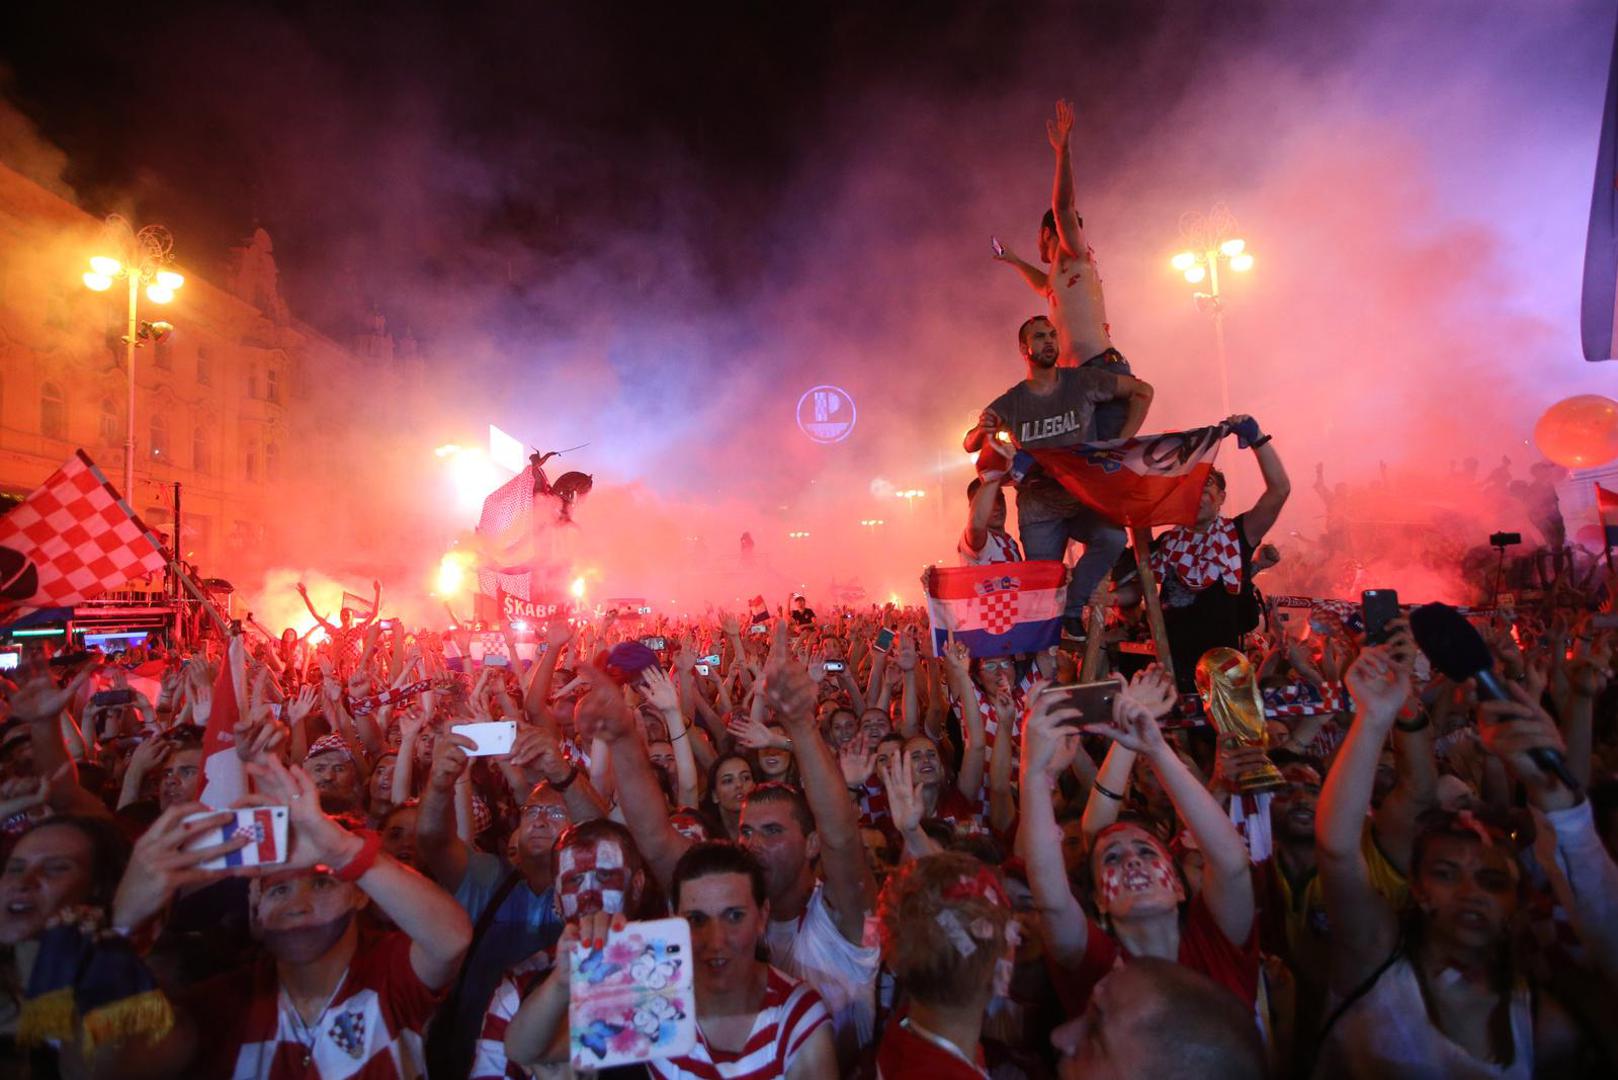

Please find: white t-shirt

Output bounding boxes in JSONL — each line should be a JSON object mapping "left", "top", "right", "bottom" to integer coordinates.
{"left": 762, "top": 883, "right": 879, "bottom": 1061}
{"left": 958, "top": 527, "right": 1023, "bottom": 566}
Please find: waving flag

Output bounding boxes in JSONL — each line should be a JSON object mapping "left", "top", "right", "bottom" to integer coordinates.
{"left": 199, "top": 635, "right": 248, "bottom": 809}
{"left": 1582, "top": 17, "right": 1618, "bottom": 361}
{"left": 923, "top": 560, "right": 1066, "bottom": 658}
{"left": 1013, "top": 423, "right": 1228, "bottom": 528}
{"left": 0, "top": 451, "right": 167, "bottom": 620}
{"left": 1598, "top": 484, "right": 1618, "bottom": 546}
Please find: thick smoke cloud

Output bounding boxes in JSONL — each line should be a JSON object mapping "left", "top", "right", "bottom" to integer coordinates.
{"left": 5, "top": 2, "right": 1616, "bottom": 615}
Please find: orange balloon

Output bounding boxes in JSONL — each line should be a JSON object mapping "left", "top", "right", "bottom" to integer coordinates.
{"left": 1532, "top": 395, "right": 1618, "bottom": 468}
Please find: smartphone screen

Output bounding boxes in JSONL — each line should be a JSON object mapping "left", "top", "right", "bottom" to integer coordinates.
{"left": 1361, "top": 590, "right": 1399, "bottom": 646}
{"left": 873, "top": 628, "right": 896, "bottom": 653}
{"left": 824, "top": 660, "right": 846, "bottom": 673}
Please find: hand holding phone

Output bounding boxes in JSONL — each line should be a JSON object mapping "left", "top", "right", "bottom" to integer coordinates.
{"left": 1361, "top": 589, "right": 1400, "bottom": 646}
{"left": 451, "top": 720, "right": 518, "bottom": 757}
{"left": 823, "top": 660, "right": 846, "bottom": 673}
{"left": 182, "top": 806, "right": 289, "bottom": 870}
{"left": 1037, "top": 680, "right": 1118, "bottom": 728}
{"left": 873, "top": 628, "right": 896, "bottom": 653}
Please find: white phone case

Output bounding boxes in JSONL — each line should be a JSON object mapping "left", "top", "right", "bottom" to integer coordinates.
{"left": 451, "top": 720, "right": 518, "bottom": 757}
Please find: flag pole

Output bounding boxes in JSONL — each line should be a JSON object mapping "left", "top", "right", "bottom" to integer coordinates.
{"left": 167, "top": 560, "right": 230, "bottom": 636}
{"left": 1080, "top": 582, "right": 1109, "bottom": 681}
{"left": 1130, "top": 525, "right": 1176, "bottom": 685}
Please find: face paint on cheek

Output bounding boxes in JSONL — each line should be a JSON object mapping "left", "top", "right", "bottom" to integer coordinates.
{"left": 1098, "top": 864, "right": 1126, "bottom": 907}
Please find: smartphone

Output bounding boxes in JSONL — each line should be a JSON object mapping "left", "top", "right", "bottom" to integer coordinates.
{"left": 1038, "top": 680, "right": 1118, "bottom": 728}
{"left": 483, "top": 653, "right": 510, "bottom": 668}
{"left": 569, "top": 916, "right": 695, "bottom": 1069}
{"left": 749, "top": 624, "right": 769, "bottom": 636}
{"left": 699, "top": 653, "right": 721, "bottom": 667}
{"left": 182, "top": 806, "right": 289, "bottom": 870}
{"left": 991, "top": 236, "right": 1005, "bottom": 257}
{"left": 638, "top": 606, "right": 653, "bottom": 615}
{"left": 824, "top": 660, "right": 846, "bottom": 673}
{"left": 0, "top": 654, "right": 16, "bottom": 672}
{"left": 1361, "top": 589, "right": 1399, "bottom": 646}
{"left": 874, "top": 628, "right": 896, "bottom": 653}
{"left": 91, "top": 688, "right": 136, "bottom": 708}
{"left": 452, "top": 720, "right": 518, "bottom": 757}
{"left": 641, "top": 636, "right": 667, "bottom": 652}
{"left": 695, "top": 663, "right": 711, "bottom": 676}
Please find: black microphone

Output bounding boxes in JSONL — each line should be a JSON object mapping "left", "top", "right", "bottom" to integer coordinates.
{"left": 1408, "top": 602, "right": 1581, "bottom": 792}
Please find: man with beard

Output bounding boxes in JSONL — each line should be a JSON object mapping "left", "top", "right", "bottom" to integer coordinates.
{"left": 303, "top": 733, "right": 365, "bottom": 814}
{"left": 597, "top": 628, "right": 879, "bottom": 1068}
{"left": 181, "top": 757, "right": 472, "bottom": 1077}
{"left": 966, "top": 316, "right": 1153, "bottom": 637}
{"left": 417, "top": 725, "right": 610, "bottom": 1076}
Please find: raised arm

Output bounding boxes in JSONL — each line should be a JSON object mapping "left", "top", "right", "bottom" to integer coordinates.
{"left": 1112, "top": 375, "right": 1154, "bottom": 441}
{"left": 939, "top": 639, "right": 985, "bottom": 801}
{"left": 1231, "top": 416, "right": 1291, "bottom": 546}
{"left": 586, "top": 666, "right": 692, "bottom": 891}
{"left": 963, "top": 470, "right": 1011, "bottom": 559}
{"left": 762, "top": 631, "right": 877, "bottom": 941}
{"left": 1372, "top": 647, "right": 1438, "bottom": 873}
{"left": 1017, "top": 691, "right": 1090, "bottom": 966}
{"left": 1047, "top": 99, "right": 1085, "bottom": 259}
{"left": 415, "top": 731, "right": 476, "bottom": 893}
{"left": 992, "top": 244, "right": 1050, "bottom": 294}
{"left": 249, "top": 758, "right": 471, "bottom": 988}
{"left": 1315, "top": 646, "right": 1407, "bottom": 996}
{"left": 1083, "top": 667, "right": 1253, "bottom": 945}
{"left": 963, "top": 408, "right": 1004, "bottom": 455}
{"left": 295, "top": 582, "right": 337, "bottom": 633}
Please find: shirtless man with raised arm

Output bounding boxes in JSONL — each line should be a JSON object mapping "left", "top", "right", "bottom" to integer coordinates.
{"left": 994, "top": 99, "right": 1134, "bottom": 440}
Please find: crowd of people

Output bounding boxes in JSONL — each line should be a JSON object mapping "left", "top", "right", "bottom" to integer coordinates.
{"left": 1, "top": 100, "right": 1616, "bottom": 1080}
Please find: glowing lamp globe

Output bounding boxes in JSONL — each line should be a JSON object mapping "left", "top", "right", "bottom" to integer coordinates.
{"left": 82, "top": 271, "right": 112, "bottom": 292}
{"left": 1532, "top": 395, "right": 1618, "bottom": 468}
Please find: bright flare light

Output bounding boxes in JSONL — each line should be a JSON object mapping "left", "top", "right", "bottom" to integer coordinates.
{"left": 82, "top": 272, "right": 112, "bottom": 292}
{"left": 570, "top": 577, "right": 586, "bottom": 598}
{"left": 435, "top": 550, "right": 473, "bottom": 596}
{"left": 1229, "top": 252, "right": 1254, "bottom": 272}
{"left": 154, "top": 270, "right": 185, "bottom": 290}
{"left": 1184, "top": 265, "right": 1207, "bottom": 284}
{"left": 145, "top": 284, "right": 175, "bottom": 304}
{"left": 90, "top": 256, "right": 122, "bottom": 276}
{"left": 1219, "top": 238, "right": 1246, "bottom": 257}
{"left": 1170, "top": 251, "right": 1197, "bottom": 271}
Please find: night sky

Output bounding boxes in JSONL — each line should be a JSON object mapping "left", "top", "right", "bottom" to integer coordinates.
{"left": 4, "top": 1, "right": 1308, "bottom": 339}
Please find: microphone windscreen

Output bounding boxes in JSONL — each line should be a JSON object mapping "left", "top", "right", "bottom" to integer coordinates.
{"left": 1408, "top": 602, "right": 1493, "bottom": 682}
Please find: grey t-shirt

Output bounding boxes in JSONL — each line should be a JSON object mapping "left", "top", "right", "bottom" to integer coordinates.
{"left": 989, "top": 367, "right": 1127, "bottom": 524}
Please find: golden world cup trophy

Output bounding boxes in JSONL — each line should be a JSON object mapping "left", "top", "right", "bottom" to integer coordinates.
{"left": 1194, "top": 647, "right": 1287, "bottom": 794}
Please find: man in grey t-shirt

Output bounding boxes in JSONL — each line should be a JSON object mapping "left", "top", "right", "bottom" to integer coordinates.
{"left": 964, "top": 315, "right": 1155, "bottom": 632}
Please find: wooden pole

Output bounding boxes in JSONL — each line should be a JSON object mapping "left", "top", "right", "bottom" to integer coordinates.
{"left": 1131, "top": 525, "right": 1175, "bottom": 685}
{"left": 1080, "top": 582, "right": 1110, "bottom": 681}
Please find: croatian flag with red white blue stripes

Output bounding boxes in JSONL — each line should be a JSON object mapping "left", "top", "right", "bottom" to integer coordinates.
{"left": 218, "top": 808, "right": 280, "bottom": 868}
{"left": 1013, "top": 422, "right": 1229, "bottom": 528}
{"left": 923, "top": 560, "right": 1066, "bottom": 659}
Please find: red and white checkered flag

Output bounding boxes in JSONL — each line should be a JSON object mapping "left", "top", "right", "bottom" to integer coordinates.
{"left": 0, "top": 451, "right": 167, "bottom": 618}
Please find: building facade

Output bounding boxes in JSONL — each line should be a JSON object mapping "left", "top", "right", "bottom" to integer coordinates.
{"left": 0, "top": 160, "right": 423, "bottom": 593}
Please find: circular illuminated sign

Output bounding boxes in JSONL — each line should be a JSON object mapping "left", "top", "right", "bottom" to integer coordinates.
{"left": 796, "top": 385, "right": 857, "bottom": 444}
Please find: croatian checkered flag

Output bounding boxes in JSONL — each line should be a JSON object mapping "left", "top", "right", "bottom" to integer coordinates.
{"left": 475, "top": 464, "right": 538, "bottom": 600}
{"left": 0, "top": 451, "right": 167, "bottom": 619}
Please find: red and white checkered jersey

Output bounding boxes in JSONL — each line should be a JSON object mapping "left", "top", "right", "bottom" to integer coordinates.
{"left": 957, "top": 527, "right": 1022, "bottom": 567}
{"left": 0, "top": 450, "right": 165, "bottom": 617}
{"left": 186, "top": 930, "right": 444, "bottom": 1079}
{"left": 472, "top": 949, "right": 554, "bottom": 1080}
{"left": 649, "top": 966, "right": 828, "bottom": 1080}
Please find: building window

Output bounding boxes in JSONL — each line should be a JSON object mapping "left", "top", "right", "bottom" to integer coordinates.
{"left": 193, "top": 426, "right": 211, "bottom": 474}
{"left": 154, "top": 336, "right": 173, "bottom": 371}
{"left": 197, "top": 346, "right": 211, "bottom": 386}
{"left": 41, "top": 383, "right": 66, "bottom": 440}
{"left": 98, "top": 398, "right": 118, "bottom": 446}
{"left": 150, "top": 414, "right": 168, "bottom": 460}
{"left": 266, "top": 441, "right": 280, "bottom": 480}
{"left": 266, "top": 366, "right": 280, "bottom": 404}
{"left": 246, "top": 364, "right": 258, "bottom": 400}
{"left": 245, "top": 442, "right": 258, "bottom": 482}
